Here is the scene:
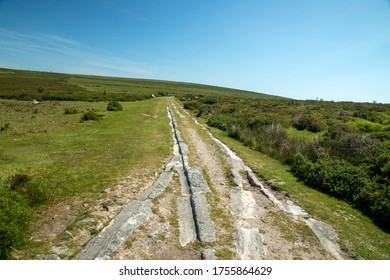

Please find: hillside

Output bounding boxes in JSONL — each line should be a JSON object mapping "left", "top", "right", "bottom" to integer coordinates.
{"left": 0, "top": 68, "right": 283, "bottom": 101}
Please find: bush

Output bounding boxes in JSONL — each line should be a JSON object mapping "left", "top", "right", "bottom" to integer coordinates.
{"left": 64, "top": 108, "right": 78, "bottom": 115}
{"left": 351, "top": 120, "right": 383, "bottom": 132}
{"left": 202, "top": 97, "right": 217, "bottom": 105}
{"left": 292, "top": 115, "right": 325, "bottom": 132}
{"left": 107, "top": 101, "right": 123, "bottom": 111}
{"left": 207, "top": 116, "right": 228, "bottom": 131}
{"left": 291, "top": 154, "right": 390, "bottom": 231}
{"left": 325, "top": 133, "right": 380, "bottom": 165}
{"left": 80, "top": 110, "right": 103, "bottom": 121}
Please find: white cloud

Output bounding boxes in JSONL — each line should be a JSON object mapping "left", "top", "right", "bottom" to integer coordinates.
{"left": 0, "top": 27, "right": 152, "bottom": 78}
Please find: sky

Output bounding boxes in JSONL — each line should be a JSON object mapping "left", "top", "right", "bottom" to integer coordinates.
{"left": 0, "top": 0, "right": 389, "bottom": 103}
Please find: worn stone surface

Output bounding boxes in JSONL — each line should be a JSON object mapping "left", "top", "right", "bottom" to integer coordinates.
{"left": 94, "top": 200, "right": 153, "bottom": 260}
{"left": 304, "top": 218, "right": 343, "bottom": 260}
{"left": 168, "top": 106, "right": 216, "bottom": 246}
{"left": 138, "top": 171, "right": 173, "bottom": 200}
{"left": 147, "top": 222, "right": 170, "bottom": 238}
{"left": 235, "top": 228, "right": 265, "bottom": 260}
{"left": 75, "top": 200, "right": 150, "bottom": 259}
{"left": 247, "top": 171, "right": 308, "bottom": 217}
{"left": 35, "top": 254, "right": 61, "bottom": 260}
{"left": 201, "top": 248, "right": 218, "bottom": 260}
{"left": 177, "top": 197, "right": 197, "bottom": 246}
{"left": 191, "top": 194, "right": 216, "bottom": 243}
{"left": 187, "top": 167, "right": 211, "bottom": 194}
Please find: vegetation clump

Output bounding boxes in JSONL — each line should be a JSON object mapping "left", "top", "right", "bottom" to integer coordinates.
{"left": 64, "top": 108, "right": 78, "bottom": 114}
{"left": 0, "top": 123, "right": 10, "bottom": 132}
{"left": 80, "top": 110, "right": 103, "bottom": 121}
{"left": 292, "top": 114, "right": 325, "bottom": 132}
{"left": 179, "top": 94, "right": 390, "bottom": 231}
{"left": 106, "top": 101, "right": 123, "bottom": 111}
{"left": 0, "top": 173, "right": 49, "bottom": 259}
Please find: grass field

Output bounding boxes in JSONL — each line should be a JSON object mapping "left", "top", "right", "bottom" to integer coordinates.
{"left": 0, "top": 97, "right": 172, "bottom": 258}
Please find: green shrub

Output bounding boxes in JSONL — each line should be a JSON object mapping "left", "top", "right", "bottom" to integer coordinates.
{"left": 292, "top": 114, "right": 325, "bottom": 132}
{"left": 64, "top": 108, "right": 78, "bottom": 115}
{"left": 325, "top": 133, "right": 380, "bottom": 165}
{"left": 351, "top": 120, "right": 383, "bottom": 132}
{"left": 325, "top": 123, "right": 356, "bottom": 140}
{"left": 80, "top": 110, "right": 103, "bottom": 121}
{"left": 202, "top": 97, "right": 217, "bottom": 105}
{"left": 291, "top": 154, "right": 390, "bottom": 231}
{"left": 353, "top": 110, "right": 381, "bottom": 123}
{"left": 207, "top": 116, "right": 228, "bottom": 130}
{"left": 107, "top": 101, "right": 123, "bottom": 111}
{"left": 183, "top": 101, "right": 200, "bottom": 110}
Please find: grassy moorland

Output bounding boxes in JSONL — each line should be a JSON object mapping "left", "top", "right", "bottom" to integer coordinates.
{"left": 0, "top": 67, "right": 280, "bottom": 259}
{"left": 1, "top": 68, "right": 389, "bottom": 259}
{"left": 0, "top": 97, "right": 171, "bottom": 259}
{"left": 0, "top": 68, "right": 280, "bottom": 101}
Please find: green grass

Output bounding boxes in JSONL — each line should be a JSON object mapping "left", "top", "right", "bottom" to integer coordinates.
{"left": 0, "top": 68, "right": 281, "bottom": 101}
{"left": 0, "top": 97, "right": 172, "bottom": 258}
{"left": 209, "top": 127, "right": 390, "bottom": 260}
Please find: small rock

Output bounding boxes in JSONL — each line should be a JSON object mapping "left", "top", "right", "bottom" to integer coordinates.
{"left": 76, "top": 218, "right": 95, "bottom": 225}
{"left": 50, "top": 246, "right": 71, "bottom": 256}
{"left": 201, "top": 249, "right": 218, "bottom": 260}
{"left": 64, "top": 231, "right": 75, "bottom": 239}
{"left": 102, "top": 188, "right": 111, "bottom": 193}
{"left": 83, "top": 203, "right": 89, "bottom": 208}
{"left": 35, "top": 254, "right": 61, "bottom": 260}
{"left": 32, "top": 99, "right": 40, "bottom": 105}
{"left": 95, "top": 222, "right": 104, "bottom": 231}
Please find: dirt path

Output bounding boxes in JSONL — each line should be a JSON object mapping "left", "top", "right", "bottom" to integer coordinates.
{"left": 40, "top": 96, "right": 344, "bottom": 260}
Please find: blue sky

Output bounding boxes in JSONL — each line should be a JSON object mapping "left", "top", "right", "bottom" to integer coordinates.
{"left": 0, "top": 0, "right": 389, "bottom": 103}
